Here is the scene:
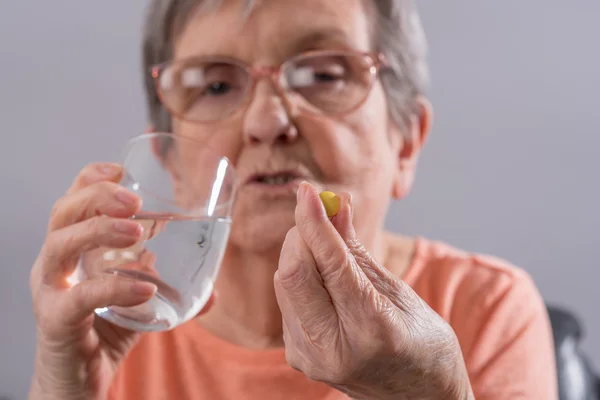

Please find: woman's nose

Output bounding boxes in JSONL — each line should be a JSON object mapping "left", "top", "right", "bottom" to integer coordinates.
{"left": 242, "top": 83, "right": 298, "bottom": 145}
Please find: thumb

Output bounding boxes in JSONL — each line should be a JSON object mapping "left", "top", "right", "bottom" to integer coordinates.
{"left": 295, "top": 182, "right": 374, "bottom": 310}
{"left": 62, "top": 275, "right": 156, "bottom": 326}
{"left": 295, "top": 182, "right": 350, "bottom": 271}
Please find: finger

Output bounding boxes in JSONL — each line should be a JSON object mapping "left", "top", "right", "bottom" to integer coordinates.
{"left": 65, "top": 162, "right": 123, "bottom": 196}
{"left": 49, "top": 181, "right": 142, "bottom": 232}
{"left": 60, "top": 275, "right": 156, "bottom": 327}
{"left": 275, "top": 275, "right": 334, "bottom": 352}
{"left": 41, "top": 216, "right": 143, "bottom": 285}
{"left": 295, "top": 182, "right": 373, "bottom": 303}
{"left": 275, "top": 227, "right": 337, "bottom": 341}
{"left": 275, "top": 273, "right": 339, "bottom": 377}
{"left": 274, "top": 280, "right": 312, "bottom": 372}
{"left": 330, "top": 192, "right": 408, "bottom": 305}
{"left": 330, "top": 192, "right": 353, "bottom": 241}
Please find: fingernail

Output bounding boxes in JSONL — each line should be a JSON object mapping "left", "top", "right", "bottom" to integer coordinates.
{"left": 98, "top": 163, "right": 121, "bottom": 176}
{"left": 116, "top": 190, "right": 138, "bottom": 206}
{"left": 297, "top": 181, "right": 308, "bottom": 202}
{"left": 114, "top": 220, "right": 143, "bottom": 235}
{"left": 131, "top": 281, "right": 156, "bottom": 296}
{"left": 348, "top": 193, "right": 354, "bottom": 217}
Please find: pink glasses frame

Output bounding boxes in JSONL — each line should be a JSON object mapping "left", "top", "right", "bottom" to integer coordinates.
{"left": 151, "top": 49, "right": 389, "bottom": 123}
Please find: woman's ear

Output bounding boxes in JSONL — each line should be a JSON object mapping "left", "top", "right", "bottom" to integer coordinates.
{"left": 391, "top": 96, "right": 433, "bottom": 199}
{"left": 148, "top": 131, "right": 186, "bottom": 204}
{"left": 147, "top": 125, "right": 171, "bottom": 168}
{"left": 148, "top": 130, "right": 180, "bottom": 181}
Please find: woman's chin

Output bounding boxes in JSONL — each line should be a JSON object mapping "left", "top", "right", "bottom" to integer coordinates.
{"left": 228, "top": 210, "right": 296, "bottom": 255}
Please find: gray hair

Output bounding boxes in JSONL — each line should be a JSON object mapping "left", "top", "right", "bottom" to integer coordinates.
{"left": 142, "top": 0, "right": 429, "bottom": 136}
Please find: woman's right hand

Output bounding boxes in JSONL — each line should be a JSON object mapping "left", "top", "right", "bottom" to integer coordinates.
{"left": 28, "top": 162, "right": 153, "bottom": 400}
{"left": 28, "top": 163, "right": 214, "bottom": 400}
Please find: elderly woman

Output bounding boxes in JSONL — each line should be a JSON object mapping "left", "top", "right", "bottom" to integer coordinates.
{"left": 28, "top": 0, "right": 558, "bottom": 399}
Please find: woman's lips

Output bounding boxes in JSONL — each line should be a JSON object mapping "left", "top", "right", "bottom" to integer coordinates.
{"left": 244, "top": 170, "right": 303, "bottom": 185}
{"left": 242, "top": 171, "right": 308, "bottom": 196}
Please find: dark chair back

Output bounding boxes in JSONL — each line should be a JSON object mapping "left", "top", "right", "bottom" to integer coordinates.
{"left": 548, "top": 305, "right": 599, "bottom": 400}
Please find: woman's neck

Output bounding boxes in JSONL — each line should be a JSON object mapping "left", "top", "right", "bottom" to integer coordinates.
{"left": 196, "top": 231, "right": 415, "bottom": 350}
{"left": 197, "top": 248, "right": 285, "bottom": 349}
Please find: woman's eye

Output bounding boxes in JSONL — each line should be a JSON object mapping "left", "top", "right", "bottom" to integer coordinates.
{"left": 206, "top": 81, "right": 231, "bottom": 95}
{"left": 314, "top": 72, "right": 340, "bottom": 82}
{"left": 310, "top": 63, "right": 346, "bottom": 83}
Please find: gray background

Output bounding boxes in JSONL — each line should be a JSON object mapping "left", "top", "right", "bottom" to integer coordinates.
{"left": 0, "top": 0, "right": 598, "bottom": 398}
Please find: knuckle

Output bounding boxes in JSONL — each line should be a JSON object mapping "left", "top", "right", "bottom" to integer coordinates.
{"left": 74, "top": 164, "right": 101, "bottom": 188}
{"left": 314, "top": 247, "right": 349, "bottom": 282}
{"left": 71, "top": 279, "right": 98, "bottom": 305}
{"left": 302, "top": 316, "right": 336, "bottom": 348}
{"left": 93, "top": 179, "right": 118, "bottom": 193}
{"left": 277, "top": 247, "right": 311, "bottom": 288}
{"left": 41, "top": 232, "right": 61, "bottom": 262}
{"left": 49, "top": 196, "right": 67, "bottom": 222}
{"left": 87, "top": 215, "right": 109, "bottom": 235}
{"left": 40, "top": 231, "right": 79, "bottom": 275}
{"left": 82, "top": 162, "right": 109, "bottom": 179}
{"left": 87, "top": 181, "right": 118, "bottom": 205}
{"left": 314, "top": 244, "right": 346, "bottom": 266}
{"left": 67, "top": 284, "right": 87, "bottom": 308}
{"left": 277, "top": 261, "right": 309, "bottom": 292}
{"left": 82, "top": 163, "right": 101, "bottom": 175}
{"left": 61, "top": 233, "right": 81, "bottom": 256}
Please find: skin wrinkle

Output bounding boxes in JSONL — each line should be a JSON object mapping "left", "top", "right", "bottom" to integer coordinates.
{"left": 354, "top": 255, "right": 414, "bottom": 316}
{"left": 340, "top": 260, "right": 462, "bottom": 400}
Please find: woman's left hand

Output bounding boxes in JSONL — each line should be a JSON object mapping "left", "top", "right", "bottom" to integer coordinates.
{"left": 274, "top": 182, "right": 474, "bottom": 400}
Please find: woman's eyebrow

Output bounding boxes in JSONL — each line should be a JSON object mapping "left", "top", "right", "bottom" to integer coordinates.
{"left": 287, "top": 27, "right": 351, "bottom": 52}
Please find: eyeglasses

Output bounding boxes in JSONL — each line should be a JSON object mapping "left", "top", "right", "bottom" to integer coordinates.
{"left": 151, "top": 49, "right": 388, "bottom": 123}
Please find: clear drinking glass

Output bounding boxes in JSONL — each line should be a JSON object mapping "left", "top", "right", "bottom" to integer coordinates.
{"left": 72, "top": 133, "right": 237, "bottom": 332}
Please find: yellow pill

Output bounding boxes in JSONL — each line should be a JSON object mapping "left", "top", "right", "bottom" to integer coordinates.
{"left": 319, "top": 191, "right": 340, "bottom": 217}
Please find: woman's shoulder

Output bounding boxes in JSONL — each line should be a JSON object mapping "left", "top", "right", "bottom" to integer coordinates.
{"left": 383, "top": 232, "right": 544, "bottom": 323}
{"left": 384, "top": 234, "right": 556, "bottom": 397}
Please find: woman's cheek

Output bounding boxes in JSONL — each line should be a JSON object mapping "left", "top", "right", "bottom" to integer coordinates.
{"left": 174, "top": 118, "right": 243, "bottom": 163}
{"left": 299, "top": 117, "right": 370, "bottom": 186}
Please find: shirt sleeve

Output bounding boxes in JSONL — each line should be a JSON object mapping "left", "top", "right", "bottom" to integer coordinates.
{"left": 456, "top": 266, "right": 559, "bottom": 399}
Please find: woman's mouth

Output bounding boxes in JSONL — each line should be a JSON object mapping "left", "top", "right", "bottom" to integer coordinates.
{"left": 254, "top": 174, "right": 298, "bottom": 185}
{"left": 246, "top": 171, "right": 303, "bottom": 186}
{"left": 243, "top": 171, "right": 308, "bottom": 195}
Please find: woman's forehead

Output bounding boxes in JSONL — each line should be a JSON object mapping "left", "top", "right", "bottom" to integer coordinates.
{"left": 174, "top": 0, "right": 372, "bottom": 61}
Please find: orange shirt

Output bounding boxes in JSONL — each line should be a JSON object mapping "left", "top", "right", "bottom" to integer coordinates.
{"left": 109, "top": 237, "right": 558, "bottom": 399}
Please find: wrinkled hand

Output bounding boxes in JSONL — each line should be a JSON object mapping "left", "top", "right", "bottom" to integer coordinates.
{"left": 274, "top": 182, "right": 474, "bottom": 400}
{"left": 29, "top": 163, "right": 214, "bottom": 400}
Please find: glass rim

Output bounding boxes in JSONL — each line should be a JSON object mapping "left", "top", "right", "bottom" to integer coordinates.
{"left": 119, "top": 132, "right": 238, "bottom": 215}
